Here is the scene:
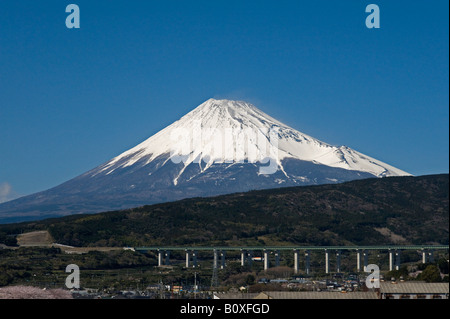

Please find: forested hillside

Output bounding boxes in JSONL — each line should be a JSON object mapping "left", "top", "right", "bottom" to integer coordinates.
{"left": 1, "top": 174, "right": 448, "bottom": 247}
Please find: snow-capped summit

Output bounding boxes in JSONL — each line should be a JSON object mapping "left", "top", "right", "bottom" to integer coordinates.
{"left": 0, "top": 98, "right": 410, "bottom": 223}
{"left": 94, "top": 98, "right": 409, "bottom": 179}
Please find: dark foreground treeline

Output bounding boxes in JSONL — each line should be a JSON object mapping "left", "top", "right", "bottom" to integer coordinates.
{"left": 0, "top": 174, "right": 448, "bottom": 247}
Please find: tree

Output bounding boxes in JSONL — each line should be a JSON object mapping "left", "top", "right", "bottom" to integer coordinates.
{"left": 0, "top": 232, "right": 17, "bottom": 246}
{"left": 420, "top": 265, "right": 441, "bottom": 283}
{"left": 437, "top": 258, "right": 449, "bottom": 274}
{"left": 385, "top": 265, "right": 409, "bottom": 280}
{"left": 245, "top": 274, "right": 255, "bottom": 286}
{"left": 0, "top": 270, "right": 12, "bottom": 287}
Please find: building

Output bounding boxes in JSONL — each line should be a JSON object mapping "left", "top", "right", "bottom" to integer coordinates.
{"left": 253, "top": 291, "right": 378, "bottom": 299}
{"left": 379, "top": 281, "right": 449, "bottom": 299}
{"left": 213, "top": 281, "right": 449, "bottom": 300}
{"left": 213, "top": 291, "right": 378, "bottom": 299}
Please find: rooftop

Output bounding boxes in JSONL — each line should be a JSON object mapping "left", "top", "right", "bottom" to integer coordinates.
{"left": 380, "top": 281, "right": 449, "bottom": 294}
{"left": 214, "top": 291, "right": 378, "bottom": 300}
{"left": 254, "top": 291, "right": 378, "bottom": 300}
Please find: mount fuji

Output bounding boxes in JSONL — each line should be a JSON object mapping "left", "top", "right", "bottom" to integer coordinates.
{"left": 0, "top": 99, "right": 410, "bottom": 223}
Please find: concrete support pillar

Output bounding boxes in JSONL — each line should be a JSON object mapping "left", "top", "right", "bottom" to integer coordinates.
{"left": 325, "top": 249, "right": 329, "bottom": 274}
{"left": 186, "top": 250, "right": 191, "bottom": 268}
{"left": 395, "top": 250, "right": 401, "bottom": 271}
{"left": 192, "top": 250, "right": 198, "bottom": 268}
{"left": 363, "top": 250, "right": 369, "bottom": 272}
{"left": 389, "top": 249, "right": 394, "bottom": 271}
{"left": 241, "top": 250, "right": 246, "bottom": 266}
{"left": 264, "top": 250, "right": 270, "bottom": 271}
{"left": 184, "top": 250, "right": 198, "bottom": 268}
{"left": 356, "top": 249, "right": 361, "bottom": 272}
{"left": 305, "top": 250, "right": 310, "bottom": 275}
{"left": 428, "top": 250, "right": 434, "bottom": 263}
{"left": 165, "top": 251, "right": 170, "bottom": 265}
{"left": 336, "top": 250, "right": 341, "bottom": 273}
{"left": 422, "top": 249, "right": 428, "bottom": 263}
{"left": 158, "top": 250, "right": 164, "bottom": 267}
{"left": 275, "top": 250, "right": 280, "bottom": 267}
{"left": 220, "top": 251, "right": 226, "bottom": 269}
{"left": 294, "top": 249, "right": 300, "bottom": 274}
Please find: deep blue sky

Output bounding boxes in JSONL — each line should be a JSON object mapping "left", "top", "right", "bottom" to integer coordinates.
{"left": 0, "top": 0, "right": 448, "bottom": 200}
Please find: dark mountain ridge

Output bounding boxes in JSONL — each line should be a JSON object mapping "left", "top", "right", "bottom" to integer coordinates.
{"left": 0, "top": 174, "right": 447, "bottom": 247}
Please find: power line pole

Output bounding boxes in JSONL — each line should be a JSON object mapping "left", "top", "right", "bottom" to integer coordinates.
{"left": 194, "top": 272, "right": 198, "bottom": 299}
{"left": 211, "top": 265, "right": 218, "bottom": 288}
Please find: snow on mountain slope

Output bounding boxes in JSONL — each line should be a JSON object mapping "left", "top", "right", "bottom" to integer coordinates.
{"left": 0, "top": 98, "right": 411, "bottom": 223}
{"left": 94, "top": 98, "right": 410, "bottom": 179}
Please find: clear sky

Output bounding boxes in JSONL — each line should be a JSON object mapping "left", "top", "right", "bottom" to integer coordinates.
{"left": 0, "top": 0, "right": 448, "bottom": 201}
